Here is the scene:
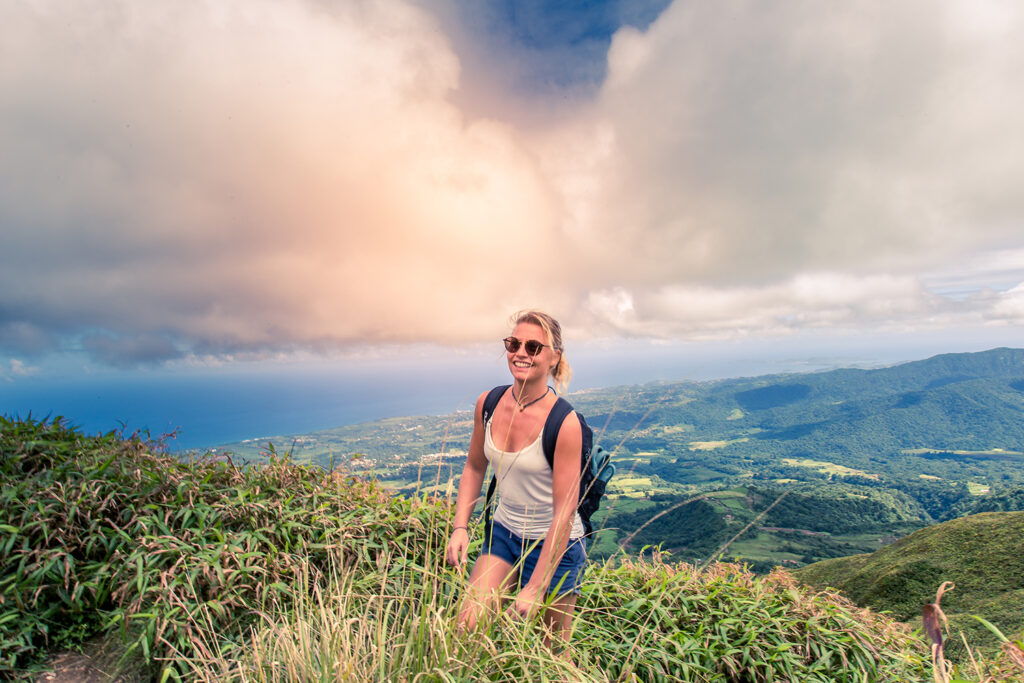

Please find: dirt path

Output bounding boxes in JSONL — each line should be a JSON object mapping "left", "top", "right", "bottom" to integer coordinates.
{"left": 34, "top": 652, "right": 117, "bottom": 682}
{"left": 33, "top": 640, "right": 144, "bottom": 683}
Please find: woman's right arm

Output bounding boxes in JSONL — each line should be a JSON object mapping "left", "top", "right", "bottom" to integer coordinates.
{"left": 445, "top": 391, "right": 490, "bottom": 570}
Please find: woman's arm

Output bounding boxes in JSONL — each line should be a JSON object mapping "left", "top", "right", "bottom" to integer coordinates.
{"left": 512, "top": 411, "right": 582, "bottom": 615}
{"left": 445, "top": 391, "right": 490, "bottom": 570}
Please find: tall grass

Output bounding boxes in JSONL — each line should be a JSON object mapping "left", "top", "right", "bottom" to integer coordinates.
{"left": 182, "top": 548, "right": 937, "bottom": 682}
{"left": 1, "top": 415, "right": 455, "bottom": 679}
{"left": 5, "top": 414, "right": 1003, "bottom": 682}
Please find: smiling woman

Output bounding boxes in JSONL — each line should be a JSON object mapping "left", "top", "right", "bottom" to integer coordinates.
{"left": 446, "top": 310, "right": 589, "bottom": 652}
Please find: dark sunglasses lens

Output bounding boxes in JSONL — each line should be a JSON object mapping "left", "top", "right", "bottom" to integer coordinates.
{"left": 524, "top": 340, "right": 544, "bottom": 356}
{"left": 503, "top": 337, "right": 520, "bottom": 353}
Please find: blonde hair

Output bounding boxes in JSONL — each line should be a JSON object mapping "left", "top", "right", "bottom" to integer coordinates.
{"left": 511, "top": 310, "right": 573, "bottom": 393}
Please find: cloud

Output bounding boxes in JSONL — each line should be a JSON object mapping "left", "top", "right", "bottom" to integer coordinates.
{"left": 80, "top": 333, "right": 182, "bottom": 368}
{"left": 1, "top": 0, "right": 567, "bottom": 362}
{"left": 0, "top": 321, "right": 56, "bottom": 355}
{"left": 570, "top": 0, "right": 1024, "bottom": 278}
{"left": 1, "top": 359, "right": 39, "bottom": 382}
{"left": 585, "top": 273, "right": 942, "bottom": 338}
{"left": 1, "top": 0, "right": 1023, "bottom": 368}
{"left": 546, "top": 0, "right": 1024, "bottom": 335}
{"left": 989, "top": 283, "right": 1024, "bottom": 324}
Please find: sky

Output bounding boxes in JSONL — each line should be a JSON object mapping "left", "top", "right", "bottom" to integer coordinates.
{"left": 3, "top": 0, "right": 1024, "bottom": 442}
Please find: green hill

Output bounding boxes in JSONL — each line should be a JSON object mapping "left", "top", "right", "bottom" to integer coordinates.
{"left": 793, "top": 511, "right": 1024, "bottom": 656}
{"left": 599, "top": 484, "right": 927, "bottom": 571}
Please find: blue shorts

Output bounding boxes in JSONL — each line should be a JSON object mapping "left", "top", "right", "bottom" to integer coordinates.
{"left": 481, "top": 521, "right": 587, "bottom": 596}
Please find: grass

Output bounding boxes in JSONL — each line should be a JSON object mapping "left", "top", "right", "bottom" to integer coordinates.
{"left": 4, "top": 414, "right": 1018, "bottom": 681}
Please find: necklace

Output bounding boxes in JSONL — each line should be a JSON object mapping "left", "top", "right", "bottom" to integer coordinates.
{"left": 512, "top": 385, "right": 550, "bottom": 412}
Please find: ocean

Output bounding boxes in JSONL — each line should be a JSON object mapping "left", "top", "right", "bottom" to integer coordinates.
{"left": 2, "top": 364, "right": 493, "bottom": 451}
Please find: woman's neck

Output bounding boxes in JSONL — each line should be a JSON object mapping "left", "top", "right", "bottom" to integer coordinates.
{"left": 513, "top": 378, "right": 549, "bottom": 405}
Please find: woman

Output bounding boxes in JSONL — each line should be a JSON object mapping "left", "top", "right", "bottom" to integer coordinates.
{"left": 445, "top": 310, "right": 587, "bottom": 647}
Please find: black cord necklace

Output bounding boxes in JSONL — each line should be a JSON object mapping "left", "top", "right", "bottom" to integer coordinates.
{"left": 512, "top": 385, "right": 550, "bottom": 412}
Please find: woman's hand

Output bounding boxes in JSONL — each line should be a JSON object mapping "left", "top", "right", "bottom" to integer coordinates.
{"left": 509, "top": 584, "right": 542, "bottom": 621}
{"left": 446, "top": 527, "right": 469, "bottom": 570}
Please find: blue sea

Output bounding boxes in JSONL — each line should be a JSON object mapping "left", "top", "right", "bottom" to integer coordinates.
{"left": 3, "top": 362, "right": 494, "bottom": 451}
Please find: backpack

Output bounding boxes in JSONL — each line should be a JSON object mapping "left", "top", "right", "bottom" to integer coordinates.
{"left": 480, "top": 385, "right": 615, "bottom": 538}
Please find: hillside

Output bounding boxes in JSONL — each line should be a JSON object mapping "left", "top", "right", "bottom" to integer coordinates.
{"left": 599, "top": 484, "right": 928, "bottom": 570}
{"left": 1, "top": 416, "right": 947, "bottom": 681}
{"left": 204, "top": 347, "right": 1024, "bottom": 572}
{"left": 794, "top": 512, "right": 1024, "bottom": 655}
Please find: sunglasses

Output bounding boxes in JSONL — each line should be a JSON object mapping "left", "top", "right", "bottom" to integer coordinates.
{"left": 503, "top": 336, "right": 551, "bottom": 356}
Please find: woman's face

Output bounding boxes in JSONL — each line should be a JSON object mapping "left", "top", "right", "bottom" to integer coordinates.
{"left": 507, "top": 321, "right": 559, "bottom": 385}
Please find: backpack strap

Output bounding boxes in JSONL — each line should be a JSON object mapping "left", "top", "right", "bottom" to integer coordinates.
{"left": 481, "top": 385, "right": 510, "bottom": 538}
{"left": 543, "top": 398, "right": 600, "bottom": 537}
{"left": 541, "top": 397, "right": 573, "bottom": 469}
{"left": 481, "top": 385, "right": 510, "bottom": 425}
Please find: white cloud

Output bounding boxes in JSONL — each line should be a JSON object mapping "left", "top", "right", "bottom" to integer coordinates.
{"left": 1, "top": 0, "right": 1023, "bottom": 368}
{"left": 563, "top": 0, "right": 1024, "bottom": 283}
{"left": 583, "top": 273, "right": 945, "bottom": 339}
{"left": 0, "top": 0, "right": 567, "bottom": 362}
{"left": 547, "top": 0, "right": 1024, "bottom": 341}
{"left": 988, "top": 283, "right": 1024, "bottom": 323}
{"left": 2, "top": 359, "right": 39, "bottom": 381}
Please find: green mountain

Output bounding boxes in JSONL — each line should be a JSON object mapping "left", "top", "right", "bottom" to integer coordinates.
{"left": 581, "top": 347, "right": 1024, "bottom": 493}
{"left": 793, "top": 511, "right": 1024, "bottom": 656}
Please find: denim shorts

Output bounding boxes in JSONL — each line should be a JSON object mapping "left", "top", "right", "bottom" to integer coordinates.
{"left": 481, "top": 521, "right": 587, "bottom": 596}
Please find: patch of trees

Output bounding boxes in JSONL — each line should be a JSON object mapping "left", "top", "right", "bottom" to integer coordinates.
{"left": 776, "top": 532, "right": 877, "bottom": 564}
{"left": 954, "top": 486, "right": 1024, "bottom": 517}
{"left": 733, "top": 383, "right": 813, "bottom": 411}
{"left": 890, "top": 479, "right": 971, "bottom": 521}
{"left": 611, "top": 496, "right": 727, "bottom": 556}
{"left": 750, "top": 486, "right": 902, "bottom": 534}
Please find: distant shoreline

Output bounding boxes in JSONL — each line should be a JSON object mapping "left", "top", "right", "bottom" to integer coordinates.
{"left": 6, "top": 345, "right": 1015, "bottom": 452}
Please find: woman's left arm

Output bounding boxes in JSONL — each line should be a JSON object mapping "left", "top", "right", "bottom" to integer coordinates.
{"left": 512, "top": 412, "right": 582, "bottom": 617}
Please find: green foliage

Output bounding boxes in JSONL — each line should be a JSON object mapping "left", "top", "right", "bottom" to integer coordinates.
{"left": 750, "top": 486, "right": 920, "bottom": 534}
{"left": 578, "top": 559, "right": 930, "bottom": 682}
{"left": 596, "top": 485, "right": 928, "bottom": 570}
{"left": 3, "top": 416, "right": 937, "bottom": 681}
{"left": 953, "top": 486, "right": 1024, "bottom": 517}
{"left": 612, "top": 495, "right": 727, "bottom": 558}
{"left": 0, "top": 415, "right": 449, "bottom": 679}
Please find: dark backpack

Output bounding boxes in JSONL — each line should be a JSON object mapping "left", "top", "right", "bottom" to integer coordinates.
{"left": 481, "top": 385, "right": 614, "bottom": 538}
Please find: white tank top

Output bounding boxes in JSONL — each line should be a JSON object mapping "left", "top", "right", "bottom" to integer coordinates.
{"left": 484, "top": 419, "right": 584, "bottom": 540}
